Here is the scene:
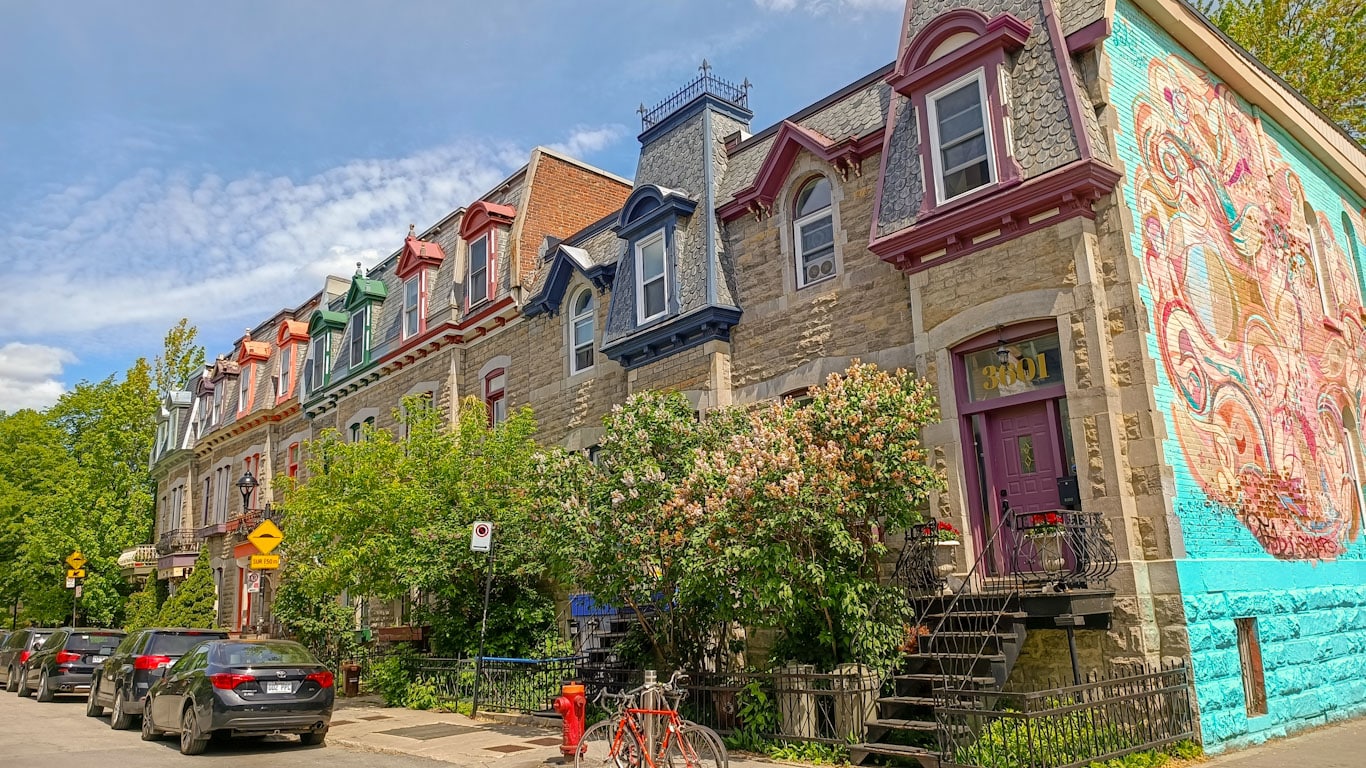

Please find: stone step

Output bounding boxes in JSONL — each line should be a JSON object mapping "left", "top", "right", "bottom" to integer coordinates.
{"left": 865, "top": 717, "right": 938, "bottom": 732}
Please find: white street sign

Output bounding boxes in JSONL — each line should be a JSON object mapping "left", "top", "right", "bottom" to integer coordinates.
{"left": 74, "top": 585, "right": 82, "bottom": 598}
{"left": 65, "top": 577, "right": 76, "bottom": 589}
{"left": 245, "top": 570, "right": 262, "bottom": 594}
{"left": 471, "top": 521, "right": 493, "bottom": 552}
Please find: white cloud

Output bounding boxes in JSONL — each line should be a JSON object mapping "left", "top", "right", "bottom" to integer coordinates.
{"left": 753, "top": 0, "right": 903, "bottom": 13}
{"left": 0, "top": 342, "right": 77, "bottom": 412}
{"left": 0, "top": 125, "right": 628, "bottom": 348}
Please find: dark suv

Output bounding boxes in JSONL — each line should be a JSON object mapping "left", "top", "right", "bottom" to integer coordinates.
{"left": 0, "top": 628, "right": 56, "bottom": 692}
{"left": 89, "top": 627, "right": 228, "bottom": 728}
{"left": 20, "top": 627, "right": 125, "bottom": 700}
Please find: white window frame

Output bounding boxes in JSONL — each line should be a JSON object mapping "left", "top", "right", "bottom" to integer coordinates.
{"left": 792, "top": 178, "right": 836, "bottom": 289}
{"left": 1304, "top": 203, "right": 1333, "bottom": 316}
{"left": 468, "top": 234, "right": 490, "bottom": 307}
{"left": 211, "top": 386, "right": 223, "bottom": 426}
{"left": 569, "top": 288, "right": 595, "bottom": 375}
{"left": 237, "top": 364, "right": 252, "bottom": 414}
{"left": 277, "top": 344, "right": 292, "bottom": 399}
{"left": 307, "top": 336, "right": 329, "bottom": 394}
{"left": 634, "top": 229, "right": 668, "bottom": 325}
{"left": 926, "top": 68, "right": 996, "bottom": 205}
{"left": 349, "top": 306, "right": 369, "bottom": 369}
{"left": 403, "top": 275, "right": 422, "bottom": 339}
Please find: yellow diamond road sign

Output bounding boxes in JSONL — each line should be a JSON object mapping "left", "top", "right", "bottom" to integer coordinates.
{"left": 66, "top": 551, "right": 86, "bottom": 570}
{"left": 247, "top": 519, "right": 283, "bottom": 554}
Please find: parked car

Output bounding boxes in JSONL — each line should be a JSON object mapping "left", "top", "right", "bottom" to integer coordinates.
{"left": 0, "top": 628, "right": 56, "bottom": 692}
{"left": 88, "top": 627, "right": 229, "bottom": 728}
{"left": 20, "top": 627, "right": 125, "bottom": 700}
{"left": 141, "top": 639, "right": 334, "bottom": 755}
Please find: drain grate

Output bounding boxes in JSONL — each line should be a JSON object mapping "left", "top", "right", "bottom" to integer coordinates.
{"left": 485, "top": 744, "right": 533, "bottom": 753}
{"left": 380, "top": 723, "right": 481, "bottom": 741}
{"left": 527, "top": 737, "right": 562, "bottom": 746}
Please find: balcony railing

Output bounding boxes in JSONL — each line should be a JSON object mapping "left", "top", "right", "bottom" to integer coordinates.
{"left": 640, "top": 64, "right": 750, "bottom": 131}
{"left": 118, "top": 545, "right": 158, "bottom": 570}
{"left": 155, "top": 530, "right": 200, "bottom": 556}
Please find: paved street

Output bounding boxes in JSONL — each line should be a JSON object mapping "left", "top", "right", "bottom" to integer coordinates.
{"left": 0, "top": 689, "right": 447, "bottom": 767}
{"left": 1206, "top": 717, "right": 1366, "bottom": 768}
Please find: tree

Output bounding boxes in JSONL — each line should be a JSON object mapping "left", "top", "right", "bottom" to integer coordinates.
{"left": 122, "top": 578, "right": 161, "bottom": 632}
{"left": 0, "top": 409, "right": 71, "bottom": 628}
{"left": 1203, "top": 0, "right": 1366, "bottom": 140}
{"left": 279, "top": 396, "right": 554, "bottom": 657}
{"left": 155, "top": 549, "right": 217, "bottom": 628}
{"left": 153, "top": 318, "right": 206, "bottom": 395}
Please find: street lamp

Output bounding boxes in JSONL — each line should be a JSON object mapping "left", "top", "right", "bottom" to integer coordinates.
{"left": 236, "top": 470, "right": 258, "bottom": 514}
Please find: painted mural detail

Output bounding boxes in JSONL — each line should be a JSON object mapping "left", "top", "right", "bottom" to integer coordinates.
{"left": 1131, "top": 54, "right": 1366, "bottom": 560}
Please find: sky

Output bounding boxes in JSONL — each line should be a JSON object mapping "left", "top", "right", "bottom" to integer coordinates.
{"left": 0, "top": 0, "right": 905, "bottom": 412}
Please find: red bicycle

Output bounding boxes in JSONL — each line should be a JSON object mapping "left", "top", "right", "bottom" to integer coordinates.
{"left": 576, "top": 672, "right": 726, "bottom": 768}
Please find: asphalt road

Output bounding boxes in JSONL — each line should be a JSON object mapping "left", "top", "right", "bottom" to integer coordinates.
{"left": 0, "top": 686, "right": 448, "bottom": 767}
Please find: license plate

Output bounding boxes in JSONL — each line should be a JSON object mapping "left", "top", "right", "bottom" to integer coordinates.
{"left": 90, "top": 656, "right": 106, "bottom": 664}
{"left": 265, "top": 681, "right": 293, "bottom": 694}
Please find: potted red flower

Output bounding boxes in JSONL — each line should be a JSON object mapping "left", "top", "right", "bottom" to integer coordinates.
{"left": 930, "top": 520, "right": 961, "bottom": 588}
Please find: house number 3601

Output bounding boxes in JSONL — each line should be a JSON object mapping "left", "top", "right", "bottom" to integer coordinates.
{"left": 980, "top": 354, "right": 1050, "bottom": 390}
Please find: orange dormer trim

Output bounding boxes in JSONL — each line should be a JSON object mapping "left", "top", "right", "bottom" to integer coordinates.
{"left": 458, "top": 201, "right": 516, "bottom": 240}
{"left": 236, "top": 340, "right": 269, "bottom": 365}
{"left": 277, "top": 319, "right": 309, "bottom": 346}
{"left": 397, "top": 232, "right": 448, "bottom": 280}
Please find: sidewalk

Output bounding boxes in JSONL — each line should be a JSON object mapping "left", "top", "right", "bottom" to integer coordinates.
{"left": 1201, "top": 717, "right": 1364, "bottom": 768}
{"left": 329, "top": 697, "right": 774, "bottom": 768}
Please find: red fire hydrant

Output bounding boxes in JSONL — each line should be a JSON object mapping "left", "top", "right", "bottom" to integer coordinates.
{"left": 553, "top": 682, "right": 588, "bottom": 758}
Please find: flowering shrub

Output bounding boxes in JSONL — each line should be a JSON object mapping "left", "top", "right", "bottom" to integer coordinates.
{"left": 1024, "top": 511, "right": 1066, "bottom": 536}
{"left": 933, "top": 520, "right": 962, "bottom": 542}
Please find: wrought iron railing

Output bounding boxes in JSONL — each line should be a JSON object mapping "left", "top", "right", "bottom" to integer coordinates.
{"left": 677, "top": 668, "right": 881, "bottom": 745}
{"left": 155, "top": 530, "right": 201, "bottom": 555}
{"left": 640, "top": 65, "right": 750, "bottom": 130}
{"left": 937, "top": 664, "right": 1195, "bottom": 768}
{"left": 416, "top": 656, "right": 585, "bottom": 714}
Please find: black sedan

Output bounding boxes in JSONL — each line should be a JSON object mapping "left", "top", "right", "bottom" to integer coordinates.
{"left": 20, "top": 627, "right": 124, "bottom": 701}
{"left": 88, "top": 627, "right": 228, "bottom": 728}
{"left": 141, "top": 639, "right": 334, "bottom": 755}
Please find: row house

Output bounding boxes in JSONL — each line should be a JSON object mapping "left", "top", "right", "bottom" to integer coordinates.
{"left": 147, "top": 0, "right": 1366, "bottom": 753}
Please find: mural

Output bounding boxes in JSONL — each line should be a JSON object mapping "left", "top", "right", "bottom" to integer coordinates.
{"left": 1129, "top": 54, "right": 1366, "bottom": 561}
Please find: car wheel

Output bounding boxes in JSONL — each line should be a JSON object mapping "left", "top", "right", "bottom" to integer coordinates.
{"left": 140, "top": 701, "right": 162, "bottom": 741}
{"left": 179, "top": 705, "right": 209, "bottom": 755}
{"left": 16, "top": 667, "right": 31, "bottom": 697}
{"left": 36, "top": 669, "right": 54, "bottom": 702}
{"left": 86, "top": 678, "right": 104, "bottom": 717}
{"left": 110, "top": 689, "right": 134, "bottom": 730}
{"left": 300, "top": 728, "right": 328, "bottom": 747}
{"left": 5, "top": 667, "right": 16, "bottom": 693}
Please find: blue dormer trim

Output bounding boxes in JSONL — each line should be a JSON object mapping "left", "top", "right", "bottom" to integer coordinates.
{"left": 524, "top": 246, "right": 618, "bottom": 318}
{"left": 615, "top": 185, "right": 697, "bottom": 242}
{"left": 601, "top": 305, "right": 742, "bottom": 371}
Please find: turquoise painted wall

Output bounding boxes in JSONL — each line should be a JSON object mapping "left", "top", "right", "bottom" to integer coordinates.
{"left": 1109, "top": 0, "right": 1366, "bottom": 751}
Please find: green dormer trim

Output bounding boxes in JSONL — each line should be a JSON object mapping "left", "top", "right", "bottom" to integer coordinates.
{"left": 345, "top": 267, "right": 388, "bottom": 311}
{"left": 308, "top": 309, "right": 348, "bottom": 335}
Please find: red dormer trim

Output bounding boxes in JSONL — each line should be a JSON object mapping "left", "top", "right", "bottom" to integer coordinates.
{"left": 396, "top": 234, "right": 448, "bottom": 280}
{"left": 888, "top": 10, "right": 1031, "bottom": 94}
{"left": 458, "top": 201, "right": 517, "bottom": 240}
{"left": 718, "top": 121, "right": 884, "bottom": 222}
{"left": 277, "top": 319, "right": 309, "bottom": 346}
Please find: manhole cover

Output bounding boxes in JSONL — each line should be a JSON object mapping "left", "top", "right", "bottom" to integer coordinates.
{"left": 360, "top": 714, "right": 394, "bottom": 721}
{"left": 380, "top": 723, "right": 481, "bottom": 741}
{"left": 486, "top": 744, "right": 533, "bottom": 753}
{"left": 527, "top": 737, "right": 562, "bottom": 746}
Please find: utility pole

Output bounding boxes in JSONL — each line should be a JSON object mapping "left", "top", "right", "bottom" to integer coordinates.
{"left": 469, "top": 521, "right": 495, "bottom": 717}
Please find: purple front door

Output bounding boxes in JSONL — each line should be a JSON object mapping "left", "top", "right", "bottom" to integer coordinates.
{"left": 983, "top": 400, "right": 1064, "bottom": 573}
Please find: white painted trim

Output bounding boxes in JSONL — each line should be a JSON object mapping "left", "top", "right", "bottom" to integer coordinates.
{"left": 477, "top": 355, "right": 512, "bottom": 384}
{"left": 792, "top": 177, "right": 837, "bottom": 290}
{"left": 926, "top": 68, "right": 996, "bottom": 205}
{"left": 634, "top": 229, "right": 668, "bottom": 325}
{"left": 568, "top": 286, "right": 596, "bottom": 375}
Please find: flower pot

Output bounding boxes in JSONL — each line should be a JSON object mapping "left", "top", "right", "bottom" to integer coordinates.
{"left": 1028, "top": 532, "right": 1067, "bottom": 573}
{"left": 932, "top": 540, "right": 960, "bottom": 577}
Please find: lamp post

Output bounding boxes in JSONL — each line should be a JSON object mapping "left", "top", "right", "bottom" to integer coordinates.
{"left": 234, "top": 470, "right": 275, "bottom": 634}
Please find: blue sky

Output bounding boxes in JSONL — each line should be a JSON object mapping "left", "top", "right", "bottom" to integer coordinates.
{"left": 0, "top": 0, "right": 904, "bottom": 411}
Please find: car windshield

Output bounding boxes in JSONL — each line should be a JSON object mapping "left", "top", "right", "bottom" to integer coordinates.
{"left": 66, "top": 633, "right": 122, "bottom": 653}
{"left": 149, "top": 632, "right": 226, "bottom": 657}
{"left": 209, "top": 641, "right": 318, "bottom": 667}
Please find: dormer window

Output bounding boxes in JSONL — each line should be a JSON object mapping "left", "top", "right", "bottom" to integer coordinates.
{"left": 468, "top": 234, "right": 491, "bottom": 307}
{"left": 349, "top": 306, "right": 369, "bottom": 369}
{"left": 305, "top": 336, "right": 328, "bottom": 394}
{"left": 927, "top": 70, "right": 995, "bottom": 203}
{"left": 636, "top": 230, "right": 668, "bottom": 324}
{"left": 237, "top": 364, "right": 252, "bottom": 414}
{"left": 276, "top": 345, "right": 292, "bottom": 400}
{"left": 403, "top": 275, "right": 422, "bottom": 339}
{"left": 793, "top": 177, "right": 836, "bottom": 288}
{"left": 211, "top": 386, "right": 223, "bottom": 426}
{"left": 570, "top": 288, "right": 595, "bottom": 374}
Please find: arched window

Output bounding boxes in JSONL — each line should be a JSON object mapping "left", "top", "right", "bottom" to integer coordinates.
{"left": 1343, "top": 212, "right": 1365, "bottom": 304}
{"left": 793, "top": 177, "right": 836, "bottom": 288}
{"left": 1304, "top": 202, "right": 1332, "bottom": 314}
{"left": 570, "top": 289, "right": 595, "bottom": 374}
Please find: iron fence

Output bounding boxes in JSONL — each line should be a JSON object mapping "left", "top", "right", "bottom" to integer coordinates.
{"left": 675, "top": 667, "right": 882, "bottom": 745}
{"left": 937, "top": 664, "right": 1195, "bottom": 768}
{"left": 640, "top": 67, "right": 749, "bottom": 130}
{"left": 415, "top": 656, "right": 586, "bottom": 714}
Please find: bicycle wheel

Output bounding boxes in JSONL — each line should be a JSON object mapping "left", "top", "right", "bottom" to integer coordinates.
{"left": 661, "top": 722, "right": 724, "bottom": 768}
{"left": 577, "top": 719, "right": 645, "bottom": 768}
{"left": 678, "top": 722, "right": 728, "bottom": 768}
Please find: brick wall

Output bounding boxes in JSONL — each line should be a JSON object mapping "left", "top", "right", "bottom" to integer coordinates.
{"left": 516, "top": 153, "right": 631, "bottom": 284}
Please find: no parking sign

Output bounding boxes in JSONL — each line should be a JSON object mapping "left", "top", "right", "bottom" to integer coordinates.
{"left": 470, "top": 521, "right": 493, "bottom": 552}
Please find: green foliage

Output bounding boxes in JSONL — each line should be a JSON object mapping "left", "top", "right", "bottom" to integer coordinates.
{"left": 279, "top": 396, "right": 555, "bottom": 658}
{"left": 122, "top": 579, "right": 161, "bottom": 633}
{"left": 369, "top": 651, "right": 418, "bottom": 707}
{"left": 271, "top": 567, "right": 361, "bottom": 663}
{"left": 1086, "top": 741, "right": 1204, "bottom": 768}
{"left": 154, "top": 549, "right": 217, "bottom": 628}
{"left": 536, "top": 363, "right": 942, "bottom": 671}
{"left": 1201, "top": 0, "right": 1366, "bottom": 140}
{"left": 763, "top": 741, "right": 849, "bottom": 765}
{"left": 404, "top": 678, "right": 442, "bottom": 710}
{"left": 1171, "top": 740, "right": 1204, "bottom": 760}
{"left": 955, "top": 707, "right": 1132, "bottom": 768}
{"left": 153, "top": 318, "right": 206, "bottom": 395}
{"left": 724, "top": 679, "right": 782, "bottom": 752}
